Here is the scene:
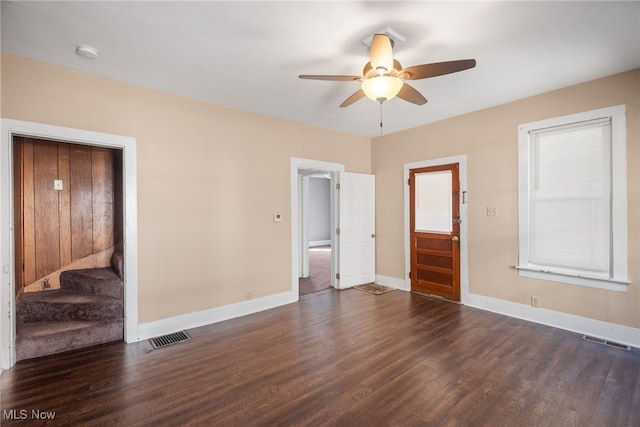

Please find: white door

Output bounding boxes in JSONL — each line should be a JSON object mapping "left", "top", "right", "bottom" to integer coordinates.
{"left": 337, "top": 172, "right": 375, "bottom": 288}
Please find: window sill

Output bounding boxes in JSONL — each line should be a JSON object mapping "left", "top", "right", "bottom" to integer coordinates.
{"left": 515, "top": 266, "right": 630, "bottom": 292}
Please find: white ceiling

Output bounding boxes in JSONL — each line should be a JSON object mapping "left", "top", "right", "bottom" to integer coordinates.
{"left": 2, "top": 1, "right": 639, "bottom": 138}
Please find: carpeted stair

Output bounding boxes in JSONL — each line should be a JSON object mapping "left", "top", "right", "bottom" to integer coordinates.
{"left": 16, "top": 264, "right": 124, "bottom": 361}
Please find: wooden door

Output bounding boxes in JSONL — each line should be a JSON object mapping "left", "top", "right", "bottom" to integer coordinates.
{"left": 410, "top": 164, "right": 460, "bottom": 301}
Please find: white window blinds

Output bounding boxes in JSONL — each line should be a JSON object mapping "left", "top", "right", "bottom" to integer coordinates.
{"left": 528, "top": 118, "right": 612, "bottom": 275}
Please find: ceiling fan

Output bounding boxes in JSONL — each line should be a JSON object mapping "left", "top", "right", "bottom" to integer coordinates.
{"left": 299, "top": 34, "right": 476, "bottom": 108}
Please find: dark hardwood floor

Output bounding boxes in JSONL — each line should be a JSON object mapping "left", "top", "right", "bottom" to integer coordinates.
{"left": 1, "top": 288, "right": 638, "bottom": 426}
{"left": 299, "top": 246, "right": 332, "bottom": 296}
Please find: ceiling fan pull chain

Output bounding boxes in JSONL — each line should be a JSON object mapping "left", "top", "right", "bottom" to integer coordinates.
{"left": 379, "top": 101, "right": 384, "bottom": 134}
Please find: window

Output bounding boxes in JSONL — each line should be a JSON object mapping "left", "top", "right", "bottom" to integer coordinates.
{"left": 415, "top": 170, "right": 452, "bottom": 233}
{"left": 517, "top": 105, "right": 628, "bottom": 291}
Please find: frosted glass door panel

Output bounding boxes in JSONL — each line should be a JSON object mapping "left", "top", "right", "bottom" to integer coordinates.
{"left": 415, "top": 171, "right": 452, "bottom": 233}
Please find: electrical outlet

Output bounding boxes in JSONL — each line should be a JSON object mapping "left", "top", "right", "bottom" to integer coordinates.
{"left": 531, "top": 296, "right": 540, "bottom": 308}
{"left": 246, "top": 291, "right": 252, "bottom": 300}
{"left": 487, "top": 207, "right": 498, "bottom": 216}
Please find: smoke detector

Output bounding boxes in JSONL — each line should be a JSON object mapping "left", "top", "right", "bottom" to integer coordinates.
{"left": 75, "top": 44, "right": 99, "bottom": 60}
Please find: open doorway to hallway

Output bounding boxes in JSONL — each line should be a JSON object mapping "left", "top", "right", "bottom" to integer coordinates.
{"left": 298, "top": 170, "right": 333, "bottom": 296}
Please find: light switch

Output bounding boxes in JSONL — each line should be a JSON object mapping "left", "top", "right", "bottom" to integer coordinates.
{"left": 273, "top": 213, "right": 283, "bottom": 223}
{"left": 54, "top": 180, "right": 63, "bottom": 191}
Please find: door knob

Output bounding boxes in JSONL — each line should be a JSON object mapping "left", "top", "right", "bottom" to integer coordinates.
{"left": 371, "top": 233, "right": 376, "bottom": 238}
{"left": 452, "top": 236, "right": 459, "bottom": 241}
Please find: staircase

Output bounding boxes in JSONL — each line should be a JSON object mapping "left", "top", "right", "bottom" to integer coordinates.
{"left": 16, "top": 266, "right": 124, "bottom": 361}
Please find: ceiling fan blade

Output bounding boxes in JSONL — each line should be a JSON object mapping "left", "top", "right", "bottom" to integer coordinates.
{"left": 370, "top": 34, "right": 394, "bottom": 74}
{"left": 403, "top": 59, "right": 476, "bottom": 80}
{"left": 340, "top": 89, "right": 366, "bottom": 108}
{"left": 299, "top": 75, "right": 361, "bottom": 82}
{"left": 396, "top": 83, "right": 427, "bottom": 105}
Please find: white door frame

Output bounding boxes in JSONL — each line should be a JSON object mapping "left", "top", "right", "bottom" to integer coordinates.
{"left": 290, "top": 158, "right": 344, "bottom": 295}
{"left": 1, "top": 119, "right": 139, "bottom": 369}
{"left": 403, "top": 155, "right": 469, "bottom": 303}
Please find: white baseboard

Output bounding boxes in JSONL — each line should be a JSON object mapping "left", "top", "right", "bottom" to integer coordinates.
{"left": 376, "top": 274, "right": 639, "bottom": 348}
{"left": 466, "top": 293, "right": 640, "bottom": 348}
{"left": 137, "top": 279, "right": 639, "bottom": 350}
{"left": 309, "top": 240, "right": 331, "bottom": 247}
{"left": 375, "top": 274, "right": 408, "bottom": 291}
{"left": 137, "top": 291, "right": 298, "bottom": 341}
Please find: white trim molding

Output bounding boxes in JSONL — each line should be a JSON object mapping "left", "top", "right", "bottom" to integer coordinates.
{"left": 138, "top": 290, "right": 297, "bottom": 341}
{"left": 516, "top": 105, "right": 628, "bottom": 290}
{"left": 1, "top": 119, "right": 139, "bottom": 369}
{"left": 373, "top": 273, "right": 639, "bottom": 348}
{"left": 466, "top": 293, "right": 640, "bottom": 348}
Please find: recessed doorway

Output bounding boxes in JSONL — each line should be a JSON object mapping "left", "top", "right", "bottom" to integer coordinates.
{"left": 298, "top": 172, "right": 332, "bottom": 295}
{"left": 298, "top": 170, "right": 333, "bottom": 296}
{"left": 1, "top": 119, "right": 139, "bottom": 369}
{"left": 290, "top": 158, "right": 344, "bottom": 297}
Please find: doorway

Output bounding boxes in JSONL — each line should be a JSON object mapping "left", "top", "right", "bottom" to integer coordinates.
{"left": 12, "top": 136, "right": 124, "bottom": 360}
{"left": 298, "top": 171, "right": 333, "bottom": 295}
{"left": 404, "top": 156, "right": 468, "bottom": 303}
{"left": 290, "top": 158, "right": 344, "bottom": 297}
{"left": 1, "top": 119, "right": 139, "bottom": 369}
{"left": 409, "top": 163, "right": 460, "bottom": 301}
{"left": 290, "top": 157, "right": 376, "bottom": 298}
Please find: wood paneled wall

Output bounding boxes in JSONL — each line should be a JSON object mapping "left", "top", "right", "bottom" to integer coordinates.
{"left": 14, "top": 137, "right": 117, "bottom": 292}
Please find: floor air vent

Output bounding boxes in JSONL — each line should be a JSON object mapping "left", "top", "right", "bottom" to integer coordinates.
{"left": 582, "top": 335, "right": 631, "bottom": 351}
{"left": 150, "top": 331, "right": 191, "bottom": 349}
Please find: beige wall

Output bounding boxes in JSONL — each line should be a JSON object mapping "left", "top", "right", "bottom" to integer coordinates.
{"left": 372, "top": 69, "right": 640, "bottom": 329}
{"left": 3, "top": 52, "right": 638, "bottom": 330}
{"left": 1, "top": 53, "right": 371, "bottom": 323}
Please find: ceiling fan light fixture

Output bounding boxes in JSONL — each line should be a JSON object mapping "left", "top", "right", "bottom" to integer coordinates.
{"left": 361, "top": 76, "right": 403, "bottom": 103}
{"left": 300, "top": 31, "right": 474, "bottom": 110}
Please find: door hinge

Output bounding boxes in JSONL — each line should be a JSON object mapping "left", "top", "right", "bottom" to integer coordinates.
{"left": 336, "top": 273, "right": 340, "bottom": 280}
{"left": 336, "top": 183, "right": 341, "bottom": 190}
{"left": 409, "top": 272, "right": 412, "bottom": 279}
{"left": 336, "top": 228, "right": 340, "bottom": 235}
{"left": 408, "top": 178, "right": 410, "bottom": 185}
